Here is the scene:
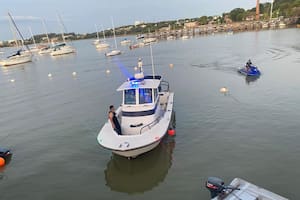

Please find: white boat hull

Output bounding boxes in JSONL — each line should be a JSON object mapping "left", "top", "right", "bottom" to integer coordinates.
{"left": 105, "top": 50, "right": 121, "bottom": 57}
{"left": 112, "top": 140, "right": 161, "bottom": 158}
{"left": 0, "top": 54, "right": 32, "bottom": 66}
{"left": 50, "top": 46, "right": 75, "bottom": 56}
{"left": 96, "top": 43, "right": 110, "bottom": 49}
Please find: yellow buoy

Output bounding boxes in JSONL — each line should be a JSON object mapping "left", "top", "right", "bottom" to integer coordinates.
{"left": 72, "top": 72, "right": 77, "bottom": 76}
{"left": 0, "top": 157, "right": 5, "bottom": 167}
{"left": 48, "top": 73, "right": 52, "bottom": 78}
{"left": 106, "top": 69, "right": 110, "bottom": 74}
{"left": 10, "top": 79, "right": 15, "bottom": 83}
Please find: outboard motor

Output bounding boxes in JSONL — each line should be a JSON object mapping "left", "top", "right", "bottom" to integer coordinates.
{"left": 0, "top": 147, "right": 12, "bottom": 161}
{"left": 205, "top": 177, "right": 226, "bottom": 198}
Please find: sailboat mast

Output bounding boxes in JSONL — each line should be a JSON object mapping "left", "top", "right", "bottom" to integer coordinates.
{"left": 111, "top": 17, "right": 118, "bottom": 49}
{"left": 102, "top": 25, "right": 106, "bottom": 41}
{"left": 270, "top": 0, "right": 274, "bottom": 20}
{"left": 7, "top": 12, "right": 31, "bottom": 52}
{"left": 28, "top": 27, "right": 37, "bottom": 48}
{"left": 57, "top": 14, "right": 66, "bottom": 43}
{"left": 42, "top": 19, "right": 51, "bottom": 45}
{"left": 8, "top": 18, "right": 19, "bottom": 47}
{"left": 95, "top": 24, "right": 99, "bottom": 40}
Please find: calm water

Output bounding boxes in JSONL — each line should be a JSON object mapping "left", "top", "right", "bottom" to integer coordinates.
{"left": 0, "top": 28, "right": 300, "bottom": 199}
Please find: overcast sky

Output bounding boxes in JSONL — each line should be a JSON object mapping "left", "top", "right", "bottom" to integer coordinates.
{"left": 0, "top": 0, "right": 270, "bottom": 40}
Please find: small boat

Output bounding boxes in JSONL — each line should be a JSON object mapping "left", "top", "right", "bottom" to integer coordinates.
{"left": 50, "top": 43, "right": 75, "bottom": 56}
{"left": 38, "top": 45, "right": 52, "bottom": 55}
{"left": 167, "top": 35, "right": 175, "bottom": 40}
{"left": 238, "top": 61, "right": 261, "bottom": 76}
{"left": 105, "top": 49, "right": 121, "bottom": 57}
{"left": 143, "top": 37, "right": 157, "bottom": 45}
{"left": 136, "top": 34, "right": 144, "bottom": 40}
{"left": 120, "top": 38, "right": 131, "bottom": 45}
{"left": 0, "top": 50, "right": 32, "bottom": 66}
{"left": 238, "top": 65, "right": 261, "bottom": 76}
{"left": 206, "top": 177, "right": 288, "bottom": 200}
{"left": 181, "top": 35, "right": 189, "bottom": 40}
{"left": 129, "top": 42, "right": 145, "bottom": 50}
{"left": 96, "top": 42, "right": 110, "bottom": 49}
{"left": 97, "top": 59, "right": 174, "bottom": 158}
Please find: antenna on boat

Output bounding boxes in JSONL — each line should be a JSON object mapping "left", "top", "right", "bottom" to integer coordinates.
{"left": 149, "top": 42, "right": 155, "bottom": 79}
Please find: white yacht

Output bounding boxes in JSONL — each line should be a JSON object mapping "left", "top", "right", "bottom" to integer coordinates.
{"left": 50, "top": 43, "right": 75, "bottom": 56}
{"left": 97, "top": 60, "right": 174, "bottom": 158}
{"left": 0, "top": 50, "right": 32, "bottom": 66}
{"left": 206, "top": 177, "right": 288, "bottom": 200}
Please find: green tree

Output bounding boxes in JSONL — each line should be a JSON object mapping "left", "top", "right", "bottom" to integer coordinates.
{"left": 230, "top": 8, "right": 246, "bottom": 21}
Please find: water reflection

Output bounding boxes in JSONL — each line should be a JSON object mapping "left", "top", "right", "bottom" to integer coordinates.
{"left": 245, "top": 75, "right": 260, "bottom": 84}
{"left": 104, "top": 136, "right": 175, "bottom": 194}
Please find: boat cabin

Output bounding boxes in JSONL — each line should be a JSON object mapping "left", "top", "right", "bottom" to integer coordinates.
{"left": 117, "top": 75, "right": 163, "bottom": 135}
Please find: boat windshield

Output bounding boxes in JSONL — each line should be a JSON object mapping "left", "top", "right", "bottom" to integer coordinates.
{"left": 124, "top": 89, "right": 136, "bottom": 104}
{"left": 139, "top": 88, "right": 152, "bottom": 104}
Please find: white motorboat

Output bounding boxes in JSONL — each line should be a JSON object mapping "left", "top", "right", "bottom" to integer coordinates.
{"left": 50, "top": 43, "right": 75, "bottom": 56}
{"left": 97, "top": 60, "right": 174, "bottom": 158}
{"left": 0, "top": 50, "right": 32, "bottom": 66}
{"left": 206, "top": 177, "right": 288, "bottom": 200}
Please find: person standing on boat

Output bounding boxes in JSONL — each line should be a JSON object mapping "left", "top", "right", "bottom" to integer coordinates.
{"left": 138, "top": 58, "right": 143, "bottom": 73}
{"left": 109, "top": 105, "right": 122, "bottom": 135}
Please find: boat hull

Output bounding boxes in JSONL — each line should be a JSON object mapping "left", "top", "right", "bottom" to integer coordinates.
{"left": 105, "top": 50, "right": 121, "bottom": 57}
{"left": 112, "top": 140, "right": 161, "bottom": 158}
{"left": 0, "top": 55, "right": 32, "bottom": 66}
{"left": 50, "top": 46, "right": 75, "bottom": 56}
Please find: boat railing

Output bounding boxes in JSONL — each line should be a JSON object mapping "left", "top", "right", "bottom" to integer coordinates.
{"left": 139, "top": 116, "right": 161, "bottom": 135}
{"left": 160, "top": 80, "right": 169, "bottom": 92}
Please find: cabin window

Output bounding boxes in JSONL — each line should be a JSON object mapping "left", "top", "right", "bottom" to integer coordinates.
{"left": 154, "top": 88, "right": 158, "bottom": 102}
{"left": 124, "top": 89, "right": 136, "bottom": 104}
{"left": 139, "top": 88, "right": 152, "bottom": 104}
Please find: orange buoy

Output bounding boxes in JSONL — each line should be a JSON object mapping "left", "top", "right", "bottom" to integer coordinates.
{"left": 0, "top": 157, "right": 5, "bottom": 167}
{"left": 168, "top": 129, "right": 175, "bottom": 136}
